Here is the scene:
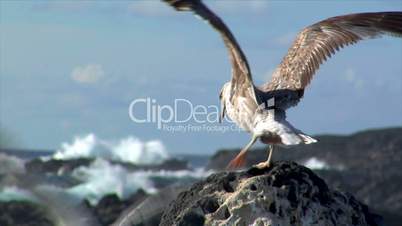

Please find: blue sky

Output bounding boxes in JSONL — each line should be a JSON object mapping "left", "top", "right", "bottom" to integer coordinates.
{"left": 1, "top": 1, "right": 401, "bottom": 154}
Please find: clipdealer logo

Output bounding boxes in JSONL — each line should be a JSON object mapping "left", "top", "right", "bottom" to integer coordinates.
{"left": 128, "top": 97, "right": 275, "bottom": 133}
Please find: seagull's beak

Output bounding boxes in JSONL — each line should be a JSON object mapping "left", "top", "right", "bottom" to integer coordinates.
{"left": 219, "top": 100, "right": 226, "bottom": 123}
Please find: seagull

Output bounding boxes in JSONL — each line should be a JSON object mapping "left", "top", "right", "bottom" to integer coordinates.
{"left": 164, "top": 0, "right": 402, "bottom": 169}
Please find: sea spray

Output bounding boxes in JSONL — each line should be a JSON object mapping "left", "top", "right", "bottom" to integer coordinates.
{"left": 66, "top": 158, "right": 213, "bottom": 205}
{"left": 302, "top": 157, "right": 345, "bottom": 170}
{"left": 53, "top": 134, "right": 97, "bottom": 160}
{"left": 0, "top": 153, "right": 26, "bottom": 174}
{"left": 67, "top": 158, "right": 157, "bottom": 205}
{"left": 52, "top": 133, "right": 169, "bottom": 164}
{"left": 3, "top": 134, "right": 212, "bottom": 206}
{"left": 303, "top": 157, "right": 330, "bottom": 170}
{"left": 0, "top": 186, "right": 38, "bottom": 202}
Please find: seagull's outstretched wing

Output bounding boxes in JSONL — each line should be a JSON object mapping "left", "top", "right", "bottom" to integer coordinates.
{"left": 262, "top": 12, "right": 402, "bottom": 92}
{"left": 164, "top": 0, "right": 258, "bottom": 102}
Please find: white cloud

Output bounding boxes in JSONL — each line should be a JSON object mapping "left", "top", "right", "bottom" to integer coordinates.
{"left": 71, "top": 64, "right": 104, "bottom": 84}
{"left": 344, "top": 68, "right": 364, "bottom": 90}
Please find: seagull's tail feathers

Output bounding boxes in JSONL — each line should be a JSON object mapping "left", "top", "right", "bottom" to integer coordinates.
{"left": 279, "top": 126, "right": 318, "bottom": 145}
{"left": 276, "top": 132, "right": 317, "bottom": 147}
{"left": 298, "top": 133, "right": 317, "bottom": 144}
{"left": 258, "top": 119, "right": 317, "bottom": 146}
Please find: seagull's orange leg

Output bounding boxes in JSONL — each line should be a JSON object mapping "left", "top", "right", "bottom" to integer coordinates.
{"left": 255, "top": 145, "right": 274, "bottom": 169}
{"left": 227, "top": 135, "right": 258, "bottom": 170}
{"left": 227, "top": 149, "right": 247, "bottom": 169}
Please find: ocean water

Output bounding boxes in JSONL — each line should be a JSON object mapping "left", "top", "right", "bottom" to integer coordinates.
{"left": 0, "top": 133, "right": 339, "bottom": 207}
{"left": 0, "top": 133, "right": 212, "bottom": 206}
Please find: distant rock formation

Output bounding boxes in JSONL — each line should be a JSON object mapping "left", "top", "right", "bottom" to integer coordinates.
{"left": 25, "top": 158, "right": 189, "bottom": 175}
{"left": 206, "top": 128, "right": 402, "bottom": 171}
{"left": 160, "top": 161, "right": 381, "bottom": 226}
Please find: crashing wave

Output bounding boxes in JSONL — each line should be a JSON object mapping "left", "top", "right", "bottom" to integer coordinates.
{"left": 0, "top": 186, "right": 38, "bottom": 202}
{"left": 52, "top": 133, "right": 169, "bottom": 165}
{"left": 303, "top": 157, "right": 345, "bottom": 170}
{"left": 303, "top": 157, "right": 330, "bottom": 170}
{"left": 0, "top": 153, "right": 26, "bottom": 175}
{"left": 66, "top": 158, "right": 213, "bottom": 205}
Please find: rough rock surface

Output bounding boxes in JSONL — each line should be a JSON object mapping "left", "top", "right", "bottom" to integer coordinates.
{"left": 0, "top": 201, "right": 54, "bottom": 226}
{"left": 112, "top": 185, "right": 187, "bottom": 226}
{"left": 160, "top": 161, "right": 381, "bottom": 226}
{"left": 84, "top": 189, "right": 148, "bottom": 226}
{"left": 206, "top": 128, "right": 402, "bottom": 226}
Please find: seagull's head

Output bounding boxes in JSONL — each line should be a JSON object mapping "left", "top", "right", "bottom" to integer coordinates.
{"left": 219, "top": 82, "right": 230, "bottom": 123}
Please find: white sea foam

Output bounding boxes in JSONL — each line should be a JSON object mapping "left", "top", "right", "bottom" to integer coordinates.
{"left": 0, "top": 186, "right": 38, "bottom": 202}
{"left": 303, "top": 157, "right": 330, "bottom": 170}
{"left": 3, "top": 134, "right": 211, "bottom": 205}
{"left": 303, "top": 157, "right": 346, "bottom": 170}
{"left": 53, "top": 134, "right": 97, "bottom": 160}
{"left": 0, "top": 153, "right": 26, "bottom": 175}
{"left": 146, "top": 167, "right": 213, "bottom": 178}
{"left": 64, "top": 158, "right": 213, "bottom": 205}
{"left": 52, "top": 133, "right": 169, "bottom": 165}
{"left": 66, "top": 158, "right": 156, "bottom": 205}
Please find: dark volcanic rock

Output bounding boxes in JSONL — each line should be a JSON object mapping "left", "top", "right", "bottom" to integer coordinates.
{"left": 84, "top": 189, "right": 148, "bottom": 226}
{"left": 25, "top": 158, "right": 94, "bottom": 175}
{"left": 206, "top": 127, "right": 402, "bottom": 226}
{"left": 0, "top": 201, "right": 54, "bottom": 226}
{"left": 0, "top": 190, "right": 150, "bottom": 226}
{"left": 112, "top": 185, "right": 187, "bottom": 226}
{"left": 26, "top": 158, "right": 189, "bottom": 176}
{"left": 114, "top": 158, "right": 189, "bottom": 171}
{"left": 160, "top": 161, "right": 381, "bottom": 226}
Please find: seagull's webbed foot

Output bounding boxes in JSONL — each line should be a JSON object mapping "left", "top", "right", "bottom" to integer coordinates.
{"left": 253, "top": 145, "right": 274, "bottom": 169}
{"left": 255, "top": 161, "right": 271, "bottom": 169}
